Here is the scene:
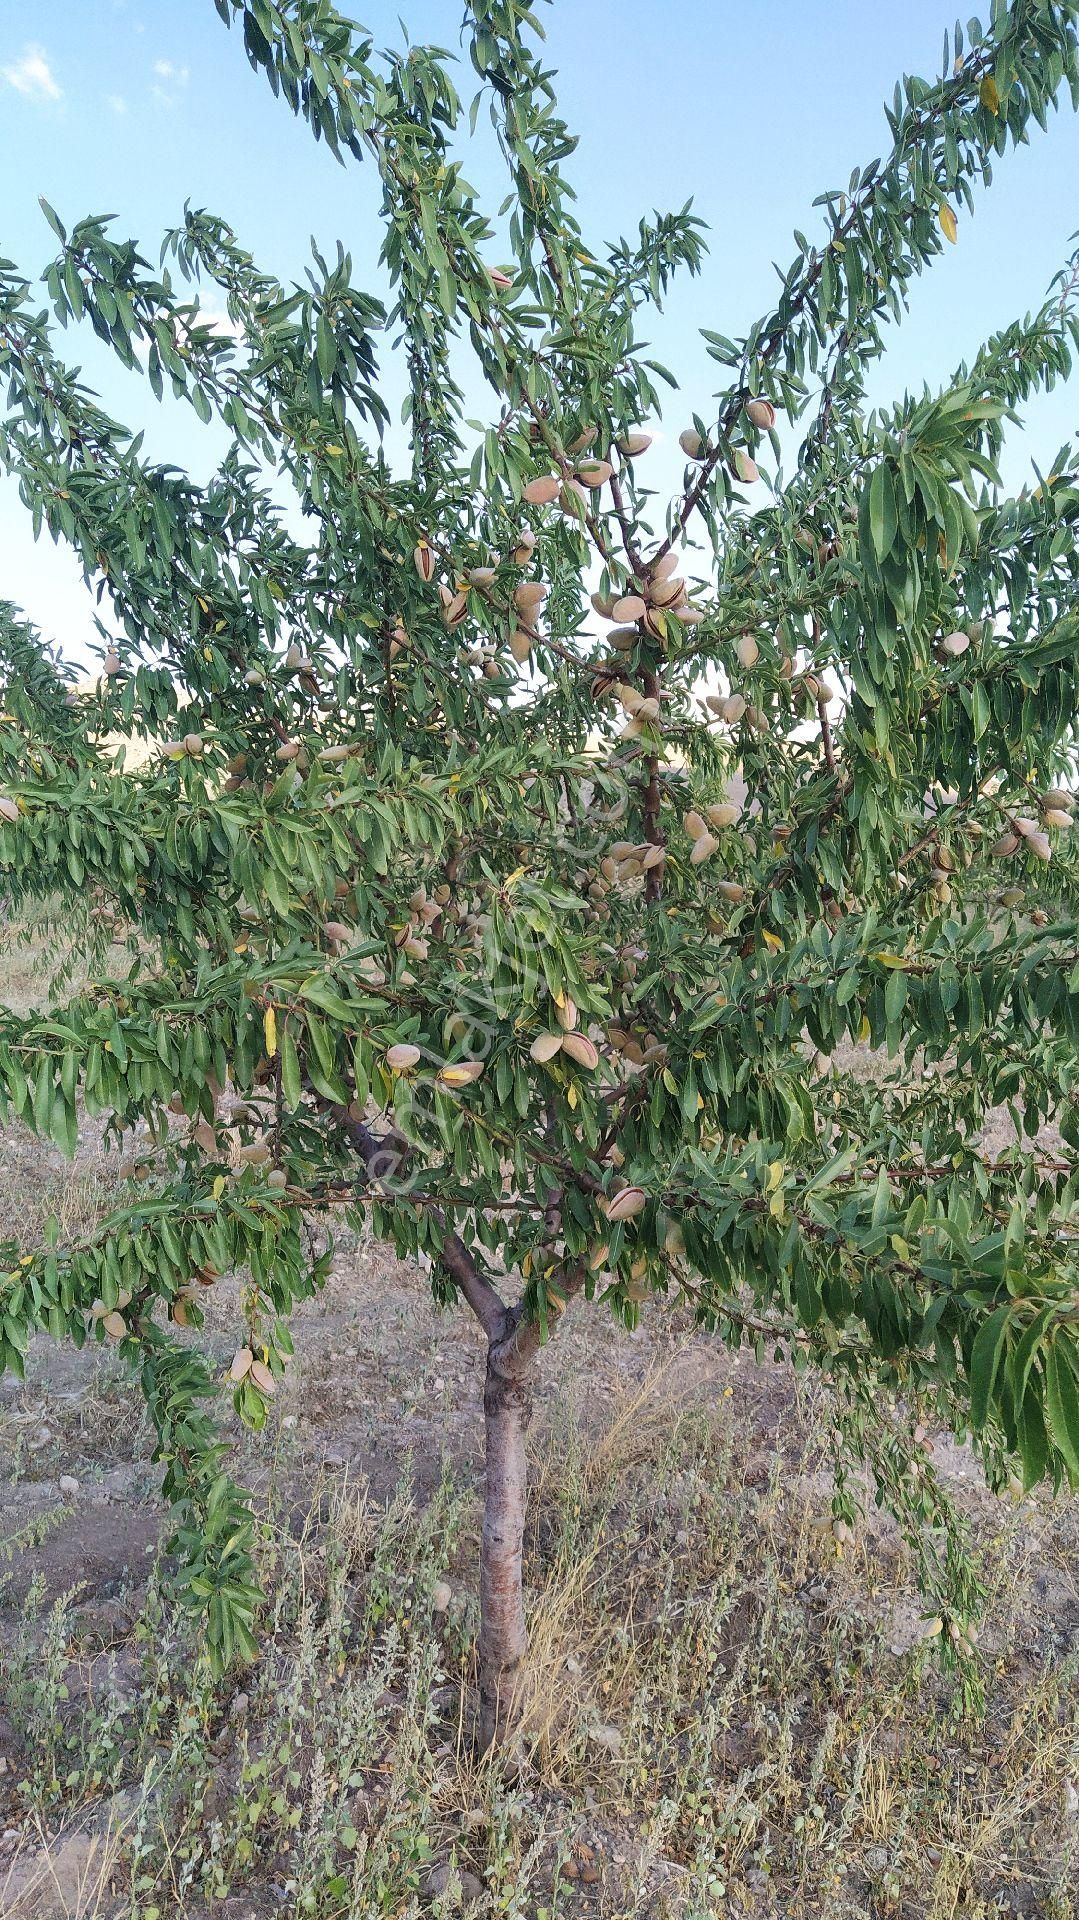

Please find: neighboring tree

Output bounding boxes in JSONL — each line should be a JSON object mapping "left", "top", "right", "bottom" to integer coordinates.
{"left": 3, "top": 0, "right": 1079, "bottom": 1748}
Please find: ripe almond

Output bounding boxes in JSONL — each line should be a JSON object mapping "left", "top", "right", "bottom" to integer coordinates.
{"left": 591, "top": 591, "right": 616, "bottom": 619}
{"left": 442, "top": 590, "right": 469, "bottom": 628}
{"left": 0, "top": 796, "right": 19, "bottom": 823}
{"left": 102, "top": 1310, "right": 127, "bottom": 1340}
{"left": 530, "top": 1031, "right": 564, "bottom": 1063}
{"left": 650, "top": 576, "right": 685, "bottom": 607}
{"left": 509, "top": 628, "right": 533, "bottom": 663}
{"left": 488, "top": 267, "right": 513, "bottom": 289}
{"left": 606, "top": 1185, "right": 647, "bottom": 1222}
{"left": 323, "top": 920, "right": 350, "bottom": 943}
{"left": 716, "top": 880, "right": 746, "bottom": 902}
{"left": 1043, "top": 807, "right": 1071, "bottom": 829}
{"left": 745, "top": 397, "right": 776, "bottom": 429}
{"left": 276, "top": 740, "right": 300, "bottom": 761}
{"left": 636, "top": 696, "right": 661, "bottom": 723}
{"left": 674, "top": 605, "right": 704, "bottom": 625}
{"left": 684, "top": 809, "right": 708, "bottom": 840}
{"left": 1027, "top": 830, "right": 1052, "bottom": 861}
{"left": 732, "top": 450, "right": 760, "bottom": 485}
{"left": 469, "top": 566, "right": 497, "bottom": 588}
{"left": 735, "top": 635, "right": 760, "bottom": 670}
{"left": 414, "top": 544, "right": 436, "bottom": 582}
{"left": 617, "top": 431, "right": 652, "bottom": 457}
{"left": 576, "top": 459, "right": 613, "bottom": 488}
{"left": 318, "top": 743, "right": 351, "bottom": 763}
{"left": 612, "top": 595, "right": 646, "bottom": 622}
{"left": 689, "top": 831, "right": 719, "bottom": 865}
{"left": 243, "top": 669, "right": 265, "bottom": 686}
{"left": 437, "top": 1060, "right": 485, "bottom": 1087}
{"left": 1014, "top": 816, "right": 1040, "bottom": 838}
{"left": 386, "top": 1043, "right": 422, "bottom": 1070}
{"left": 990, "top": 832, "right": 1020, "bottom": 856}
{"left": 940, "top": 630, "right": 970, "bottom": 657}
{"left": 250, "top": 1359, "right": 276, "bottom": 1394}
{"left": 555, "top": 997, "right": 579, "bottom": 1032}
{"left": 707, "top": 803, "right": 740, "bottom": 828}
{"left": 567, "top": 426, "right": 598, "bottom": 455}
{"left": 183, "top": 732, "right": 204, "bottom": 756}
{"left": 103, "top": 648, "right": 122, "bottom": 676}
{"left": 512, "top": 530, "right": 537, "bottom": 563}
{"left": 1042, "top": 788, "right": 1073, "bottom": 810}
{"left": 514, "top": 581, "right": 547, "bottom": 614}
{"left": 608, "top": 626, "right": 639, "bottom": 651}
{"left": 560, "top": 479, "right": 589, "bottom": 510}
{"left": 721, "top": 693, "right": 747, "bottom": 722}
{"left": 562, "top": 1032, "right": 599, "bottom": 1070}
{"left": 523, "top": 474, "right": 560, "bottom": 506}
{"left": 229, "top": 1347, "right": 254, "bottom": 1382}
{"left": 641, "top": 844, "right": 665, "bottom": 871}
{"left": 679, "top": 429, "right": 706, "bottom": 460}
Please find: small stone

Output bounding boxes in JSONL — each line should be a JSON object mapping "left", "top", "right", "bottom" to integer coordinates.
{"left": 323, "top": 1449, "right": 346, "bottom": 1469}
{"left": 58, "top": 1475, "right": 80, "bottom": 1497}
{"left": 431, "top": 1580, "right": 452, "bottom": 1614}
{"left": 424, "top": 1860, "right": 483, "bottom": 1903}
{"left": 29, "top": 1425, "right": 53, "bottom": 1450}
{"left": 590, "top": 1722, "right": 622, "bottom": 1754}
{"left": 564, "top": 1654, "right": 582, "bottom": 1676}
{"left": 865, "top": 1846, "right": 888, "bottom": 1873}
{"left": 282, "top": 1415, "right": 297, "bottom": 1429}
{"left": 229, "top": 1691, "right": 250, "bottom": 1722}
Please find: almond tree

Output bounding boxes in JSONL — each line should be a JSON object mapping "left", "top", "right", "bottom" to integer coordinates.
{"left": 3, "top": 0, "right": 1079, "bottom": 1748}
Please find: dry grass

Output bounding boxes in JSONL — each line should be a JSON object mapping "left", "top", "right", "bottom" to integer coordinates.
{"left": 1, "top": 1366, "right": 1077, "bottom": 1919}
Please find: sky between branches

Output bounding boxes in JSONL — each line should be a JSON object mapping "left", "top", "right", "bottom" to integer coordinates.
{"left": 2, "top": 0, "right": 1078, "bottom": 669}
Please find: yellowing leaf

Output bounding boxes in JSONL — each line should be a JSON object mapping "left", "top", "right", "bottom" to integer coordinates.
{"left": 212, "top": 1175, "right": 226, "bottom": 1200}
{"left": 873, "top": 951, "right": 909, "bottom": 969}
{"left": 567, "top": 1083, "right": 578, "bottom": 1110}
{"left": 939, "top": 203, "right": 958, "bottom": 245}
{"left": 761, "top": 930, "right": 783, "bottom": 952}
{"left": 858, "top": 1016, "right": 872, "bottom": 1043}
{"left": 979, "top": 73, "right": 1000, "bottom": 114}
{"left": 264, "top": 1006, "right": 278, "bottom": 1058}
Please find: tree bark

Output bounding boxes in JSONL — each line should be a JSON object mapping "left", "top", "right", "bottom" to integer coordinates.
{"left": 477, "top": 1331, "right": 535, "bottom": 1751}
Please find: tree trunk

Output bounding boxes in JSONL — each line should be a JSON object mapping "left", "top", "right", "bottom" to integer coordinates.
{"left": 477, "top": 1334, "right": 535, "bottom": 1751}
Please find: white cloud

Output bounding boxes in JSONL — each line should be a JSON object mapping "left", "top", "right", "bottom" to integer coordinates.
{"left": 106, "top": 92, "right": 126, "bottom": 115}
{"left": 153, "top": 57, "right": 189, "bottom": 84}
{"left": 1, "top": 43, "right": 62, "bottom": 103}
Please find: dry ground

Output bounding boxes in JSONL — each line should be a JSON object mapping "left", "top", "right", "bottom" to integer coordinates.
{"left": 0, "top": 921, "right": 1077, "bottom": 1920}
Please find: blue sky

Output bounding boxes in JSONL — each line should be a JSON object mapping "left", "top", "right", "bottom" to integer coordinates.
{"left": 2, "top": 0, "right": 1078, "bottom": 666}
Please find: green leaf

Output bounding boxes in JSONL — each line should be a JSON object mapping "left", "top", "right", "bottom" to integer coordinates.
{"left": 1045, "top": 1341, "right": 1079, "bottom": 1478}
{"left": 868, "top": 461, "right": 898, "bottom": 562}
{"left": 969, "top": 1304, "right": 1010, "bottom": 1430}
